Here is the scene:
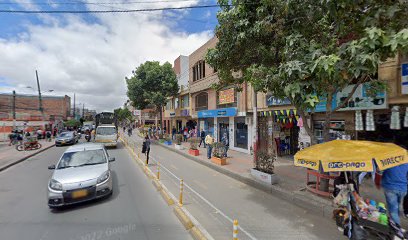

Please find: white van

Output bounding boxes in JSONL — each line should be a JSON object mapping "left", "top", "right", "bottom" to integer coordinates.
{"left": 95, "top": 125, "right": 118, "bottom": 147}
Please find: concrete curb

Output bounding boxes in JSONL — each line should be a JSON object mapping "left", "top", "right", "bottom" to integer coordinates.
{"left": 174, "top": 206, "right": 194, "bottom": 230}
{"left": 0, "top": 143, "right": 55, "bottom": 172}
{"left": 154, "top": 141, "right": 335, "bottom": 217}
{"left": 120, "top": 137, "right": 214, "bottom": 240}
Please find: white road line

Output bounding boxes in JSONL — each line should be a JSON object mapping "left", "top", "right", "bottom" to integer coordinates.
{"left": 149, "top": 155, "right": 257, "bottom": 240}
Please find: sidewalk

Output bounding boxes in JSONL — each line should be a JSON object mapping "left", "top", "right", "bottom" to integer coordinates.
{"left": 0, "top": 139, "right": 55, "bottom": 171}
{"left": 131, "top": 132, "right": 393, "bottom": 219}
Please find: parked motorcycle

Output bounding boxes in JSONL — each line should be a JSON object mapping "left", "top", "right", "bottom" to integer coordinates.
{"left": 16, "top": 141, "right": 42, "bottom": 151}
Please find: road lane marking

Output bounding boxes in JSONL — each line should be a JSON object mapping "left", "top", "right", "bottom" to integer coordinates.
{"left": 148, "top": 155, "right": 257, "bottom": 240}
{"left": 193, "top": 180, "right": 208, "bottom": 190}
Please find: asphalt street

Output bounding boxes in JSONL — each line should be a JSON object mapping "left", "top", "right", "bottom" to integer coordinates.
{"left": 0, "top": 141, "right": 191, "bottom": 240}
{"left": 125, "top": 134, "right": 342, "bottom": 240}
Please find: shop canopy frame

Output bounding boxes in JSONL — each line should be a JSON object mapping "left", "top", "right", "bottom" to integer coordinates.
{"left": 294, "top": 140, "right": 408, "bottom": 172}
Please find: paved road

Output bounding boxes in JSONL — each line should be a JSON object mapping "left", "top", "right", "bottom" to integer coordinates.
{"left": 0, "top": 141, "right": 191, "bottom": 240}
{"left": 124, "top": 133, "right": 342, "bottom": 240}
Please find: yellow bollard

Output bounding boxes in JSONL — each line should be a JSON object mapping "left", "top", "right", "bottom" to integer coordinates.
{"left": 157, "top": 162, "right": 160, "bottom": 180}
{"left": 233, "top": 219, "right": 238, "bottom": 240}
{"left": 179, "top": 179, "right": 184, "bottom": 207}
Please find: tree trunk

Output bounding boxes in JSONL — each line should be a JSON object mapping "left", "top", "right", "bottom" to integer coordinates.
{"left": 252, "top": 89, "right": 258, "bottom": 168}
{"left": 159, "top": 105, "right": 163, "bottom": 138}
{"left": 323, "top": 93, "right": 333, "bottom": 143}
{"left": 319, "top": 92, "right": 334, "bottom": 192}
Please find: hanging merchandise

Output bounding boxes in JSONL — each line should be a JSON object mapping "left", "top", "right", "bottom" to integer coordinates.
{"left": 404, "top": 107, "right": 408, "bottom": 128}
{"left": 365, "top": 110, "right": 375, "bottom": 131}
{"left": 297, "top": 116, "right": 304, "bottom": 127}
{"left": 390, "top": 106, "right": 401, "bottom": 130}
{"left": 355, "top": 110, "right": 364, "bottom": 131}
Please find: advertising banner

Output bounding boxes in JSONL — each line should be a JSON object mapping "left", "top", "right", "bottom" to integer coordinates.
{"left": 218, "top": 88, "right": 235, "bottom": 104}
{"left": 402, "top": 63, "right": 408, "bottom": 94}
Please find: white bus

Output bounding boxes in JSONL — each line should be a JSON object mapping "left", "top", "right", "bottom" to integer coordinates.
{"left": 95, "top": 125, "right": 118, "bottom": 148}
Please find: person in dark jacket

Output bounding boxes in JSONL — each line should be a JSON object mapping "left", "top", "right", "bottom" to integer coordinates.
{"left": 144, "top": 134, "right": 151, "bottom": 164}
{"left": 199, "top": 130, "right": 206, "bottom": 148}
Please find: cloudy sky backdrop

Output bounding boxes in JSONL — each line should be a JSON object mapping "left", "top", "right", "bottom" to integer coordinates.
{"left": 0, "top": 0, "right": 218, "bottom": 111}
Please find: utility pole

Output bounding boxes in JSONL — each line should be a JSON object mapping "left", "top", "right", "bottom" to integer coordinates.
{"left": 36, "top": 70, "right": 45, "bottom": 128}
{"left": 73, "top": 93, "right": 76, "bottom": 120}
{"left": 82, "top": 103, "right": 85, "bottom": 118}
{"left": 12, "top": 90, "right": 16, "bottom": 130}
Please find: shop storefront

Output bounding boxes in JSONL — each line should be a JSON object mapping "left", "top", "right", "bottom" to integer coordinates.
{"left": 197, "top": 107, "right": 250, "bottom": 153}
{"left": 258, "top": 109, "right": 300, "bottom": 157}
{"left": 357, "top": 105, "right": 408, "bottom": 149}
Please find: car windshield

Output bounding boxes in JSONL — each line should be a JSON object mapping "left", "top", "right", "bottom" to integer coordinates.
{"left": 59, "top": 132, "right": 73, "bottom": 138}
{"left": 57, "top": 149, "right": 106, "bottom": 169}
{"left": 97, "top": 127, "right": 116, "bottom": 135}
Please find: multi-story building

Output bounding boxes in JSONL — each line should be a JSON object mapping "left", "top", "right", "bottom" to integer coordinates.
{"left": 163, "top": 55, "right": 194, "bottom": 134}
{"left": 0, "top": 93, "right": 71, "bottom": 133}
{"left": 189, "top": 37, "right": 251, "bottom": 154}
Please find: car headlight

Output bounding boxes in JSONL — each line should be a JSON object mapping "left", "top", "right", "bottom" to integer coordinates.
{"left": 49, "top": 179, "right": 63, "bottom": 191}
{"left": 97, "top": 170, "right": 110, "bottom": 184}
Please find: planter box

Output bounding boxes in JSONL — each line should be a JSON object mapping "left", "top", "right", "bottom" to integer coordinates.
{"left": 250, "top": 168, "right": 279, "bottom": 185}
{"left": 164, "top": 141, "right": 172, "bottom": 145}
{"left": 211, "top": 156, "right": 227, "bottom": 165}
{"left": 188, "top": 149, "right": 199, "bottom": 156}
{"left": 175, "top": 144, "right": 184, "bottom": 150}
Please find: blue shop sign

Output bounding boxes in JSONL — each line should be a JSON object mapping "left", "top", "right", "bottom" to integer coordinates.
{"left": 198, "top": 108, "right": 237, "bottom": 118}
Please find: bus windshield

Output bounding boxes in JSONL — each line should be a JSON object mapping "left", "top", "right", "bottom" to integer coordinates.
{"left": 96, "top": 127, "right": 116, "bottom": 135}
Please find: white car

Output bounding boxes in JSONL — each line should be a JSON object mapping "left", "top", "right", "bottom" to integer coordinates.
{"left": 47, "top": 143, "right": 115, "bottom": 208}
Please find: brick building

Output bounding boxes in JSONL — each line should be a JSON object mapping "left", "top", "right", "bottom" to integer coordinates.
{"left": 0, "top": 93, "right": 71, "bottom": 133}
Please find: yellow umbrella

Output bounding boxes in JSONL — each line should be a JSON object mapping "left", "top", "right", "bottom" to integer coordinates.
{"left": 294, "top": 140, "right": 408, "bottom": 172}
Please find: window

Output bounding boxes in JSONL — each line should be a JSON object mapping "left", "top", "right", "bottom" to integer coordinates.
{"left": 181, "top": 95, "right": 189, "bottom": 108}
{"left": 166, "top": 100, "right": 172, "bottom": 110}
{"left": 192, "top": 60, "right": 206, "bottom": 82}
{"left": 195, "top": 92, "right": 208, "bottom": 111}
{"left": 216, "top": 88, "right": 237, "bottom": 108}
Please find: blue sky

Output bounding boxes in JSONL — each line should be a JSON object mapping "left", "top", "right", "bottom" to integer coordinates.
{"left": 0, "top": 1, "right": 219, "bottom": 39}
{"left": 0, "top": 0, "right": 219, "bottom": 111}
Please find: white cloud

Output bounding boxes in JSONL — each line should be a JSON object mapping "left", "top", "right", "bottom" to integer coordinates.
{"left": 0, "top": 0, "right": 213, "bottom": 112}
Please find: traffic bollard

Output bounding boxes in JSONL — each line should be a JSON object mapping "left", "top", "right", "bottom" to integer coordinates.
{"left": 179, "top": 179, "right": 184, "bottom": 207}
{"left": 157, "top": 162, "right": 160, "bottom": 180}
{"left": 233, "top": 219, "right": 238, "bottom": 240}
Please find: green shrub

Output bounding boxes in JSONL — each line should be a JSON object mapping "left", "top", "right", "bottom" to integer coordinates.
{"left": 189, "top": 138, "right": 200, "bottom": 150}
{"left": 175, "top": 134, "right": 183, "bottom": 145}
{"left": 212, "top": 142, "right": 226, "bottom": 158}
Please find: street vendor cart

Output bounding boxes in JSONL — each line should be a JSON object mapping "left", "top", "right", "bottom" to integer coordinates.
{"left": 294, "top": 140, "right": 408, "bottom": 240}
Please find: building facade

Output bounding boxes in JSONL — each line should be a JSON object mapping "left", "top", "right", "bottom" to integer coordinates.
{"left": 0, "top": 93, "right": 71, "bottom": 133}
{"left": 189, "top": 37, "right": 251, "bottom": 153}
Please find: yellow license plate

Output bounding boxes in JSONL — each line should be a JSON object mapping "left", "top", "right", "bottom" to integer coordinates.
{"left": 61, "top": 141, "right": 65, "bottom": 144}
{"left": 72, "top": 189, "right": 88, "bottom": 198}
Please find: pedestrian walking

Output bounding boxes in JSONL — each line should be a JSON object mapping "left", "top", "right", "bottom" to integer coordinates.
{"left": 205, "top": 133, "right": 214, "bottom": 159}
{"left": 172, "top": 127, "right": 176, "bottom": 140}
{"left": 183, "top": 127, "right": 188, "bottom": 142}
{"left": 375, "top": 164, "right": 408, "bottom": 226}
{"left": 142, "top": 134, "right": 151, "bottom": 164}
{"left": 199, "top": 129, "right": 206, "bottom": 148}
{"left": 46, "top": 130, "right": 52, "bottom": 142}
{"left": 221, "top": 132, "right": 229, "bottom": 157}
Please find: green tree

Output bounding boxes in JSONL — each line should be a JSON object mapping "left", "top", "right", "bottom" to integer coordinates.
{"left": 65, "top": 119, "right": 81, "bottom": 128}
{"left": 126, "top": 61, "right": 178, "bottom": 129}
{"left": 114, "top": 107, "right": 133, "bottom": 123}
{"left": 207, "top": 0, "right": 408, "bottom": 144}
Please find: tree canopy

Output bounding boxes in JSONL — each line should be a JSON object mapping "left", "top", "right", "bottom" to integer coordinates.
{"left": 126, "top": 61, "right": 178, "bottom": 111}
{"left": 207, "top": 0, "right": 408, "bottom": 142}
{"left": 114, "top": 107, "right": 132, "bottom": 122}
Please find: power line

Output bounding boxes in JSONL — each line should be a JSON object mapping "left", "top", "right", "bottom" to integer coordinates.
{"left": 0, "top": 0, "right": 215, "bottom": 5}
{"left": 0, "top": 4, "right": 231, "bottom": 13}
